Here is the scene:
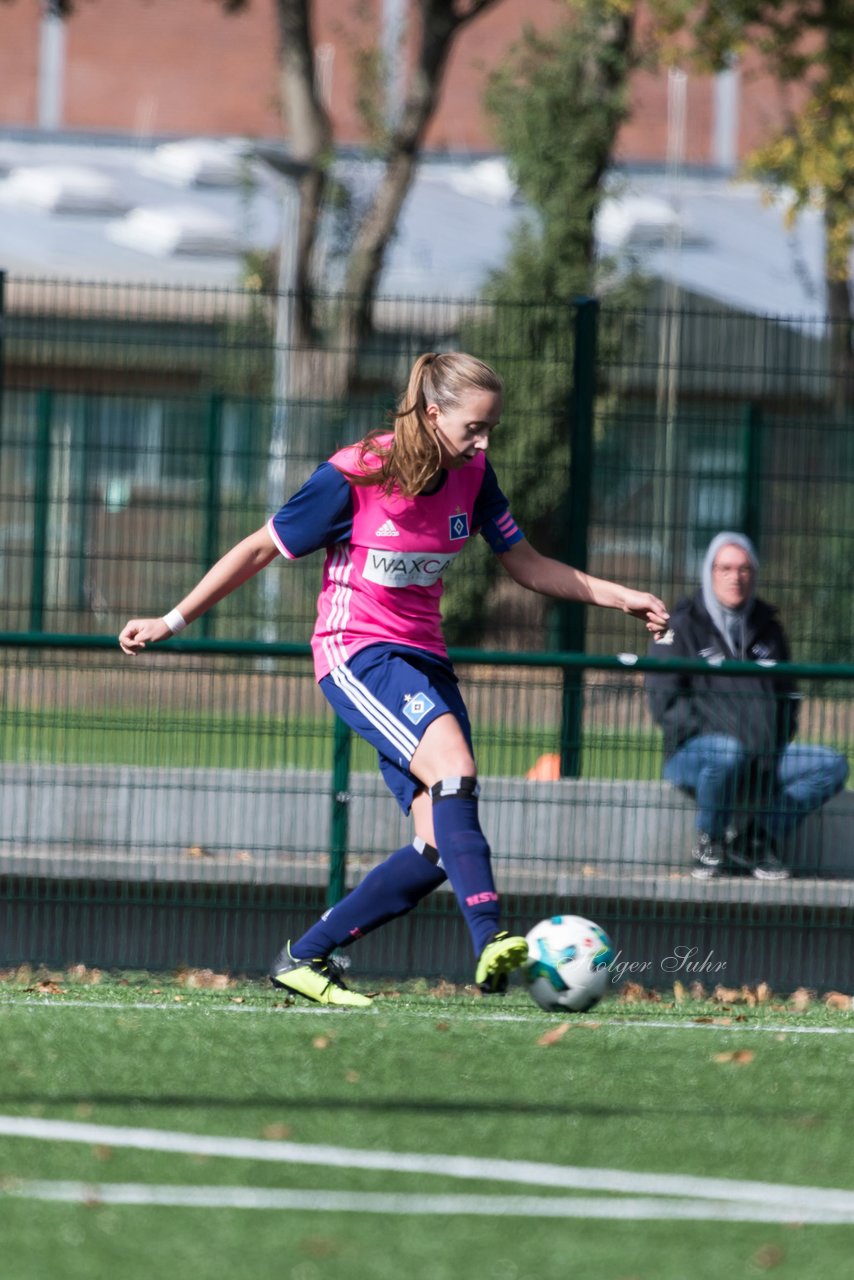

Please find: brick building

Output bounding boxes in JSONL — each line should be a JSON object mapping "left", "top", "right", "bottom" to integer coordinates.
{"left": 0, "top": 0, "right": 800, "bottom": 169}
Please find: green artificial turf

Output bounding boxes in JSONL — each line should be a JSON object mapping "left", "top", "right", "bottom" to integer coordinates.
{"left": 1, "top": 971, "right": 853, "bottom": 1279}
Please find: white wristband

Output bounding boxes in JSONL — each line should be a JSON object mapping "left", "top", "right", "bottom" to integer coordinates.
{"left": 163, "top": 608, "right": 187, "bottom": 634}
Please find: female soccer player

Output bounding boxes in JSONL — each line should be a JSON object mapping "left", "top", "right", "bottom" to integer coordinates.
{"left": 120, "top": 352, "right": 668, "bottom": 1007}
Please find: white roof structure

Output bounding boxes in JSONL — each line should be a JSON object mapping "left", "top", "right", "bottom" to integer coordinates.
{"left": 106, "top": 205, "right": 242, "bottom": 256}
{"left": 0, "top": 133, "right": 840, "bottom": 318}
{"left": 0, "top": 162, "right": 130, "bottom": 214}
{"left": 138, "top": 138, "right": 250, "bottom": 188}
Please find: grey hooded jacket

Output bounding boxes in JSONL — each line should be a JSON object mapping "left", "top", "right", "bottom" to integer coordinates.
{"left": 645, "top": 530, "right": 801, "bottom": 762}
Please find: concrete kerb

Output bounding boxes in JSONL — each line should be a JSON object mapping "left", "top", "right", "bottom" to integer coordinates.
{"left": 0, "top": 764, "right": 851, "bottom": 894}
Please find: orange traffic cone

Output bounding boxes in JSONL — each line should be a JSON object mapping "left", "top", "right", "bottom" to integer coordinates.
{"left": 526, "top": 753, "right": 561, "bottom": 781}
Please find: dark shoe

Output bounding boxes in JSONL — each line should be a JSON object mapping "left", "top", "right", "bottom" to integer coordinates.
{"left": 721, "top": 824, "right": 757, "bottom": 874}
{"left": 751, "top": 841, "right": 791, "bottom": 881}
{"left": 690, "top": 832, "right": 725, "bottom": 880}
{"left": 269, "top": 943, "right": 372, "bottom": 1007}
{"left": 475, "top": 931, "right": 528, "bottom": 993}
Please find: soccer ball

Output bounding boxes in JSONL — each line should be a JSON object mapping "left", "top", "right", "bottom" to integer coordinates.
{"left": 523, "top": 915, "right": 615, "bottom": 1012}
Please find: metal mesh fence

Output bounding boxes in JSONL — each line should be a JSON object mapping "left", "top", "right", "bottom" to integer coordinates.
{"left": 0, "top": 641, "right": 851, "bottom": 987}
{"left": 3, "top": 280, "right": 853, "bottom": 660}
{"left": 1, "top": 275, "right": 853, "bottom": 988}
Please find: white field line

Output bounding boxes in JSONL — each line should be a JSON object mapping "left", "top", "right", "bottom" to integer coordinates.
{"left": 2, "top": 1115, "right": 854, "bottom": 1217}
{"left": 3, "top": 1181, "right": 854, "bottom": 1223}
{"left": 2, "top": 996, "right": 854, "bottom": 1036}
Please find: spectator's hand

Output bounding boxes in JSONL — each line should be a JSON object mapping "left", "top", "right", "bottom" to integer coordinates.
{"left": 620, "top": 591, "right": 669, "bottom": 638}
{"left": 118, "top": 617, "right": 172, "bottom": 655}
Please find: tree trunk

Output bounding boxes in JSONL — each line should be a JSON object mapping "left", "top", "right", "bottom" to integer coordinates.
{"left": 577, "top": 7, "right": 635, "bottom": 268}
{"left": 333, "top": 0, "right": 502, "bottom": 389}
{"left": 824, "top": 205, "right": 854, "bottom": 415}
{"left": 273, "top": 0, "right": 501, "bottom": 392}
{"left": 274, "top": 0, "right": 332, "bottom": 345}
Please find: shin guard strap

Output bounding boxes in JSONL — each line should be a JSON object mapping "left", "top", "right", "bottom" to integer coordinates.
{"left": 430, "top": 776, "right": 480, "bottom": 804}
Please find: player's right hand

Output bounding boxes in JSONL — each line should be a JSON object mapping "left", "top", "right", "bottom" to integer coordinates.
{"left": 118, "top": 617, "right": 172, "bottom": 655}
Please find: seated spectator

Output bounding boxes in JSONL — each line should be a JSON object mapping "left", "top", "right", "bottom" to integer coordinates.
{"left": 645, "top": 531, "right": 849, "bottom": 881}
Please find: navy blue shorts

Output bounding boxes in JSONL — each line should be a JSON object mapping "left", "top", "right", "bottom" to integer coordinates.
{"left": 320, "top": 643, "right": 474, "bottom": 814}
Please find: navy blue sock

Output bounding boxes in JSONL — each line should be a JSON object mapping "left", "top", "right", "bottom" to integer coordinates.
{"left": 430, "top": 776, "right": 499, "bottom": 956}
{"left": 291, "top": 839, "right": 446, "bottom": 958}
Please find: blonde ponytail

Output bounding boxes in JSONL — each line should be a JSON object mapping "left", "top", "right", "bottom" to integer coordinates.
{"left": 354, "top": 352, "right": 503, "bottom": 497}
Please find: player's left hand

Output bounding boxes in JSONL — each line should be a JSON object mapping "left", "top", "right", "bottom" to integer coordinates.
{"left": 620, "top": 591, "right": 669, "bottom": 638}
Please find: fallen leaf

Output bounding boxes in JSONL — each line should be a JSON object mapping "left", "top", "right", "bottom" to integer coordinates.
{"left": 628, "top": 987, "right": 661, "bottom": 1002}
{"left": 751, "top": 1243, "right": 785, "bottom": 1269}
{"left": 261, "top": 1123, "right": 291, "bottom": 1140}
{"left": 179, "top": 969, "right": 231, "bottom": 990}
{"left": 673, "top": 980, "right": 687, "bottom": 1003}
{"left": 185, "top": 845, "right": 212, "bottom": 858}
{"left": 427, "top": 980, "right": 458, "bottom": 998}
{"left": 538, "top": 1022, "right": 571, "bottom": 1046}
{"left": 92, "top": 1145, "right": 112, "bottom": 1162}
{"left": 435, "top": 1021, "right": 450, "bottom": 1032}
{"left": 713, "top": 1049, "right": 754, "bottom": 1065}
{"left": 824, "top": 991, "right": 853, "bottom": 1011}
{"left": 712, "top": 985, "right": 742, "bottom": 1004}
{"left": 301, "top": 1236, "right": 341, "bottom": 1260}
{"left": 789, "top": 988, "right": 814, "bottom": 1012}
{"left": 66, "top": 964, "right": 102, "bottom": 985}
{"left": 312, "top": 1035, "right": 331, "bottom": 1050}
{"left": 619, "top": 982, "right": 648, "bottom": 1003}
{"left": 344, "top": 1070, "right": 360, "bottom": 1083}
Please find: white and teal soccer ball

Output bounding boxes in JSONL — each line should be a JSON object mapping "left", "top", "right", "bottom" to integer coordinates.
{"left": 523, "top": 915, "right": 615, "bottom": 1012}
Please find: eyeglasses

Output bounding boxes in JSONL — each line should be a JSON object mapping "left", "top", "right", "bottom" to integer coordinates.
{"left": 713, "top": 563, "right": 753, "bottom": 578}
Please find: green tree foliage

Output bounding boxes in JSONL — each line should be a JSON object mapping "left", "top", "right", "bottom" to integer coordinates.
{"left": 657, "top": 0, "right": 854, "bottom": 403}
{"left": 446, "top": 5, "right": 644, "bottom": 644}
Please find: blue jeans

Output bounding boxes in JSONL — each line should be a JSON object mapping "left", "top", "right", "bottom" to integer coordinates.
{"left": 663, "top": 734, "right": 849, "bottom": 841}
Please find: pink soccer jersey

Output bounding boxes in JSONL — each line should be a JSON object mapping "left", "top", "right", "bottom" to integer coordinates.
{"left": 267, "top": 437, "right": 523, "bottom": 681}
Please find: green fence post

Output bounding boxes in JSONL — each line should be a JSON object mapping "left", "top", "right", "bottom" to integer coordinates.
{"left": 328, "top": 715, "right": 352, "bottom": 907}
{"left": 558, "top": 297, "right": 599, "bottom": 778}
{"left": 742, "top": 401, "right": 763, "bottom": 553}
{"left": 200, "top": 393, "right": 223, "bottom": 638}
{"left": 30, "top": 389, "right": 53, "bottom": 633}
{"left": 72, "top": 396, "right": 90, "bottom": 612}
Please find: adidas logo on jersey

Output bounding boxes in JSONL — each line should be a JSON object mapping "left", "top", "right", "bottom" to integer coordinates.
{"left": 375, "top": 519, "right": 399, "bottom": 537}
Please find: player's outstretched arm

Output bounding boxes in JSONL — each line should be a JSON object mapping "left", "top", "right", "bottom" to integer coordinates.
{"left": 498, "top": 538, "right": 669, "bottom": 636}
{"left": 118, "top": 526, "right": 279, "bottom": 655}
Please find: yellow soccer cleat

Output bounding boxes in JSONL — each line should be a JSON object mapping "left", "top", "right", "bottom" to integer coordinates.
{"left": 475, "top": 931, "right": 528, "bottom": 995}
{"left": 269, "top": 944, "right": 373, "bottom": 1008}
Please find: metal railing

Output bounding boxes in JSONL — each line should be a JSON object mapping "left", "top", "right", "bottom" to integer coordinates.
{"left": 0, "top": 634, "right": 851, "bottom": 987}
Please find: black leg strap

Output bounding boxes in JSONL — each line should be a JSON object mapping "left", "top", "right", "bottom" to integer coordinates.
{"left": 430, "top": 776, "right": 480, "bottom": 803}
